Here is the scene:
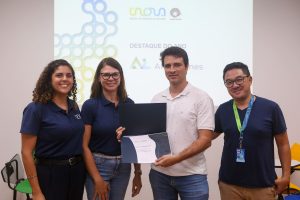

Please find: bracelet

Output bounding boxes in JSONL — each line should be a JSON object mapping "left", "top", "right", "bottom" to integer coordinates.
{"left": 134, "top": 170, "right": 142, "bottom": 175}
{"left": 27, "top": 175, "right": 38, "bottom": 179}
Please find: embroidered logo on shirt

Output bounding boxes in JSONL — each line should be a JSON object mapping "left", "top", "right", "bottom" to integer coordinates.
{"left": 74, "top": 114, "right": 81, "bottom": 119}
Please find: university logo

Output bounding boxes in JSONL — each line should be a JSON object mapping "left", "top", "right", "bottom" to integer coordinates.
{"left": 74, "top": 114, "right": 81, "bottom": 119}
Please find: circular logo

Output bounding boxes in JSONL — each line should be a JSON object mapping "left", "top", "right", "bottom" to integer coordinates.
{"left": 170, "top": 8, "right": 181, "bottom": 18}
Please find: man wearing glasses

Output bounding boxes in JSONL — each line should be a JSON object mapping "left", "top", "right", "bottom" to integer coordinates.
{"left": 214, "top": 62, "right": 291, "bottom": 200}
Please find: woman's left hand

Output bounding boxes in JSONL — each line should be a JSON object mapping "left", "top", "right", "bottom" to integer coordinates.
{"left": 116, "top": 126, "right": 126, "bottom": 142}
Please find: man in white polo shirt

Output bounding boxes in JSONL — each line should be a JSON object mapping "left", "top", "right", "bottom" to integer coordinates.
{"left": 150, "top": 46, "right": 215, "bottom": 200}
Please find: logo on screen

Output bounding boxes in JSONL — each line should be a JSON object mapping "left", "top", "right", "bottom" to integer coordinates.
{"left": 170, "top": 8, "right": 181, "bottom": 18}
{"left": 129, "top": 7, "right": 166, "bottom": 17}
{"left": 130, "top": 57, "right": 151, "bottom": 69}
{"left": 129, "top": 7, "right": 182, "bottom": 20}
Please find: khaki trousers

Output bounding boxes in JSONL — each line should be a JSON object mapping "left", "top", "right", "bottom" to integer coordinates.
{"left": 218, "top": 181, "right": 276, "bottom": 200}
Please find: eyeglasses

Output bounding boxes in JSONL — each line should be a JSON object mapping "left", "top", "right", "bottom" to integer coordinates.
{"left": 224, "top": 76, "right": 249, "bottom": 88}
{"left": 100, "top": 72, "right": 120, "bottom": 80}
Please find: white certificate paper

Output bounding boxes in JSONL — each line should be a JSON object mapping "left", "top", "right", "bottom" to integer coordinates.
{"left": 121, "top": 132, "right": 171, "bottom": 163}
{"left": 128, "top": 135, "right": 157, "bottom": 163}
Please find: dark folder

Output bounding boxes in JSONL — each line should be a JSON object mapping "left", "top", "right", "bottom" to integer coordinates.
{"left": 119, "top": 103, "right": 171, "bottom": 163}
{"left": 119, "top": 103, "right": 166, "bottom": 136}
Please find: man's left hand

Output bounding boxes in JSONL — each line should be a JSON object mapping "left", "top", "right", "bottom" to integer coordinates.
{"left": 275, "top": 176, "right": 290, "bottom": 194}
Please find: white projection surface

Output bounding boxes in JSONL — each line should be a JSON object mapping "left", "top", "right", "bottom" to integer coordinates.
{"left": 54, "top": 0, "right": 253, "bottom": 105}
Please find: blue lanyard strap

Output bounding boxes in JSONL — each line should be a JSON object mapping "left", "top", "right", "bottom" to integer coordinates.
{"left": 233, "top": 95, "right": 255, "bottom": 148}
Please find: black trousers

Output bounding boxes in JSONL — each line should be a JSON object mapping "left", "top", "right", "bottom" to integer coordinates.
{"left": 36, "top": 160, "right": 86, "bottom": 200}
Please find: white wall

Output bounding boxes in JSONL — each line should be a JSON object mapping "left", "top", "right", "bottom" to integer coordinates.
{"left": 0, "top": 0, "right": 299, "bottom": 199}
{"left": 0, "top": 1, "right": 53, "bottom": 199}
{"left": 253, "top": 0, "right": 300, "bottom": 192}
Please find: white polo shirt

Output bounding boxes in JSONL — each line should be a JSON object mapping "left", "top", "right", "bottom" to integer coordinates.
{"left": 151, "top": 83, "right": 215, "bottom": 176}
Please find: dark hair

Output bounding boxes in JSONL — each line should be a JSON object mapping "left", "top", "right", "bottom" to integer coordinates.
{"left": 90, "top": 57, "right": 128, "bottom": 102}
{"left": 160, "top": 46, "right": 189, "bottom": 67}
{"left": 223, "top": 62, "right": 251, "bottom": 80}
{"left": 32, "top": 59, "right": 77, "bottom": 103}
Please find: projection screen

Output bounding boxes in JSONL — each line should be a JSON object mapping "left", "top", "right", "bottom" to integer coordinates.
{"left": 54, "top": 0, "right": 253, "bottom": 105}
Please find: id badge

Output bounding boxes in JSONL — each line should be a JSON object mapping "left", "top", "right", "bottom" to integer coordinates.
{"left": 236, "top": 148, "right": 245, "bottom": 163}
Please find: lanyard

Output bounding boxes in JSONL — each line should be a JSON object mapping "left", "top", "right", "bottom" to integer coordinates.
{"left": 233, "top": 95, "right": 254, "bottom": 148}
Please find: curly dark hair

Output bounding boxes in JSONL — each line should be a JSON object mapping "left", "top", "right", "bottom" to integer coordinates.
{"left": 90, "top": 57, "right": 128, "bottom": 102}
{"left": 32, "top": 59, "right": 77, "bottom": 103}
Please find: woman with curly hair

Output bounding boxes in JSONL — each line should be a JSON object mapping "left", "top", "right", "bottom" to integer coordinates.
{"left": 20, "top": 59, "right": 86, "bottom": 200}
{"left": 81, "top": 57, "right": 142, "bottom": 200}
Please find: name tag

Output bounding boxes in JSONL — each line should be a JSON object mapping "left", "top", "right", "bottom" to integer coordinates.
{"left": 236, "top": 148, "right": 245, "bottom": 163}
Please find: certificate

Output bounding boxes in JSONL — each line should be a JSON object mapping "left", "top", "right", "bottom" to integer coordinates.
{"left": 119, "top": 103, "right": 171, "bottom": 163}
{"left": 121, "top": 132, "right": 171, "bottom": 163}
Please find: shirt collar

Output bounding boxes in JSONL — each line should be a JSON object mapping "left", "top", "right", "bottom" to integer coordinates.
{"left": 98, "top": 96, "right": 130, "bottom": 106}
{"left": 49, "top": 98, "right": 74, "bottom": 113}
{"left": 99, "top": 96, "right": 112, "bottom": 106}
{"left": 162, "top": 82, "right": 191, "bottom": 99}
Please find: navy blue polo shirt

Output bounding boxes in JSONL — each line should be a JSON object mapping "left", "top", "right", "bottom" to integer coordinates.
{"left": 20, "top": 99, "right": 84, "bottom": 158}
{"left": 215, "top": 96, "right": 287, "bottom": 187}
{"left": 81, "top": 96, "right": 134, "bottom": 156}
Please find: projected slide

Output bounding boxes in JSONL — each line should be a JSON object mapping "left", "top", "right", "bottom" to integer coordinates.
{"left": 55, "top": 0, "right": 252, "bottom": 105}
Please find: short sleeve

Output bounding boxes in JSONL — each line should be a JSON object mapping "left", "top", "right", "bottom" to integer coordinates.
{"left": 272, "top": 103, "right": 287, "bottom": 135}
{"left": 196, "top": 94, "right": 215, "bottom": 131}
{"left": 81, "top": 99, "right": 97, "bottom": 125}
{"left": 151, "top": 95, "right": 158, "bottom": 103}
{"left": 151, "top": 91, "right": 164, "bottom": 103}
{"left": 214, "top": 106, "right": 223, "bottom": 133}
{"left": 125, "top": 97, "right": 135, "bottom": 104}
{"left": 20, "top": 102, "right": 42, "bottom": 135}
